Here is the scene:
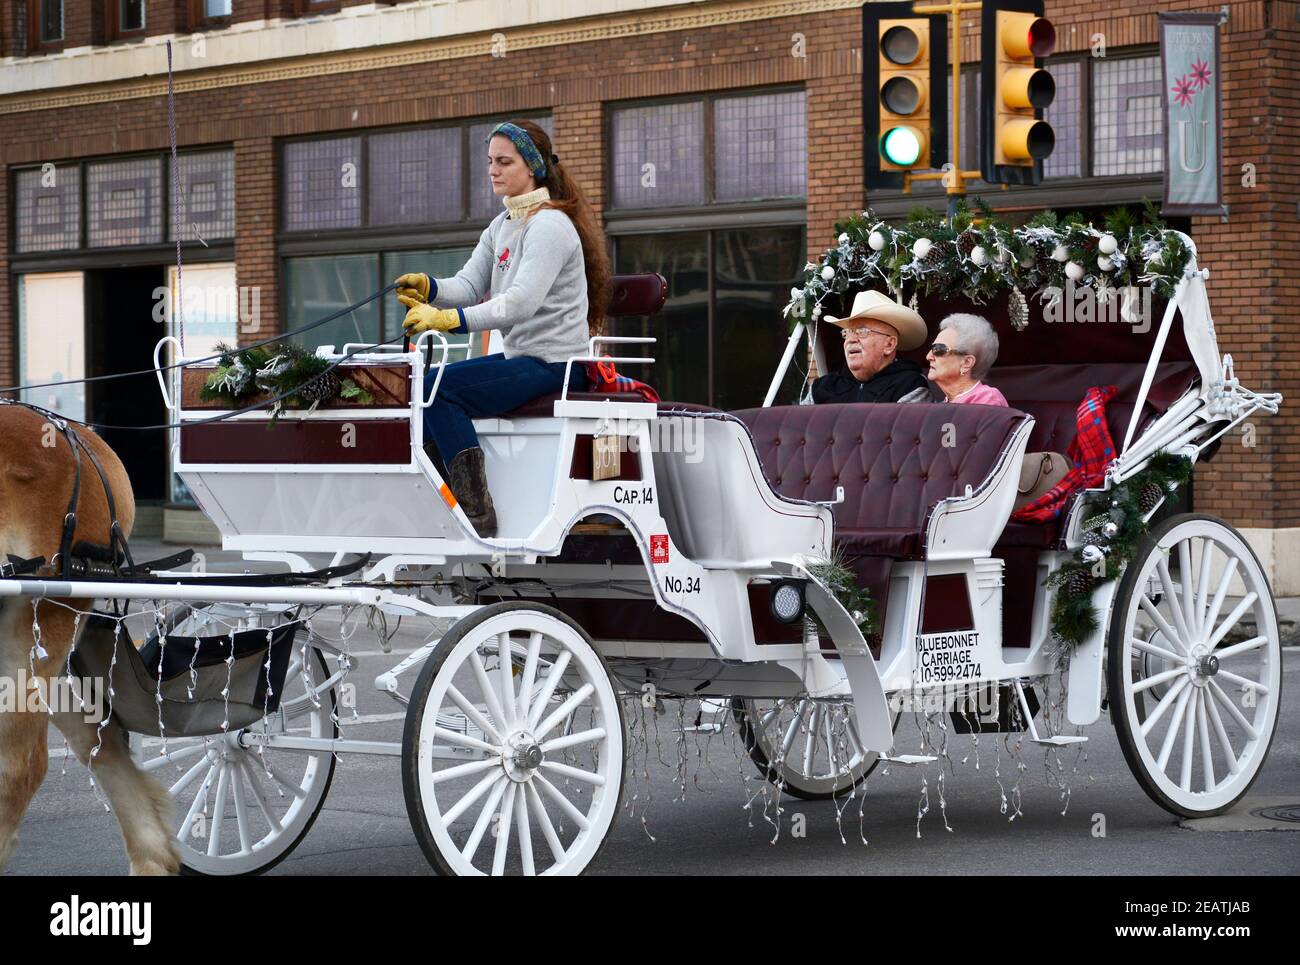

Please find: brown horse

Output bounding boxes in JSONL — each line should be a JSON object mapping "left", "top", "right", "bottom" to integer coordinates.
{"left": 0, "top": 403, "right": 179, "bottom": 875}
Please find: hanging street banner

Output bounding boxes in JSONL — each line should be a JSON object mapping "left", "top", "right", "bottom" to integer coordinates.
{"left": 1159, "top": 13, "right": 1225, "bottom": 216}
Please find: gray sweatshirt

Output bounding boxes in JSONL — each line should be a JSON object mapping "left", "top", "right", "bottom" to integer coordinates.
{"left": 431, "top": 208, "right": 591, "bottom": 364}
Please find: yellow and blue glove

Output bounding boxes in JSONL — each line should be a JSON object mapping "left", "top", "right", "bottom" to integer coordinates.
{"left": 399, "top": 296, "right": 464, "bottom": 336}
{"left": 394, "top": 272, "right": 432, "bottom": 304}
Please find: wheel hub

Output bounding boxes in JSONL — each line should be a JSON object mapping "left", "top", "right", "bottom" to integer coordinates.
{"left": 503, "top": 731, "right": 544, "bottom": 782}
{"left": 1197, "top": 654, "right": 1220, "bottom": 677}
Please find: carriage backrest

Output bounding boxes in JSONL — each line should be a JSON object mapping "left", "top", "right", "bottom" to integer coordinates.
{"left": 730, "top": 402, "right": 1031, "bottom": 557}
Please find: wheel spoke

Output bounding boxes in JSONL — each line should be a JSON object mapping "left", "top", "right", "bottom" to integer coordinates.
{"left": 1155, "top": 685, "right": 1193, "bottom": 771}
{"left": 525, "top": 650, "right": 573, "bottom": 732}
{"left": 1203, "top": 689, "right": 1241, "bottom": 776}
{"left": 178, "top": 764, "right": 217, "bottom": 841}
{"left": 535, "top": 774, "right": 590, "bottom": 831}
{"left": 469, "top": 650, "right": 511, "bottom": 738}
{"left": 1216, "top": 669, "right": 1269, "bottom": 695}
{"left": 1194, "top": 540, "right": 1215, "bottom": 639}
{"left": 461, "top": 778, "right": 508, "bottom": 864}
{"left": 142, "top": 740, "right": 210, "bottom": 773}
{"left": 446, "top": 684, "right": 503, "bottom": 746}
{"left": 1178, "top": 540, "right": 1196, "bottom": 643}
{"left": 490, "top": 784, "right": 517, "bottom": 876}
{"left": 540, "top": 760, "right": 605, "bottom": 787}
{"left": 208, "top": 763, "right": 231, "bottom": 856}
{"left": 231, "top": 764, "right": 253, "bottom": 856}
{"left": 1139, "top": 595, "right": 1188, "bottom": 656}
{"left": 1157, "top": 556, "right": 1196, "bottom": 650}
{"left": 516, "top": 631, "right": 543, "bottom": 723}
{"left": 237, "top": 758, "right": 279, "bottom": 828}
{"left": 432, "top": 726, "right": 500, "bottom": 756}
{"left": 540, "top": 727, "right": 606, "bottom": 755}
{"left": 802, "top": 703, "right": 821, "bottom": 777}
{"left": 259, "top": 757, "right": 311, "bottom": 801}
{"left": 496, "top": 633, "right": 517, "bottom": 730}
{"left": 516, "top": 781, "right": 536, "bottom": 876}
{"left": 1207, "top": 679, "right": 1259, "bottom": 742}
{"left": 429, "top": 757, "right": 500, "bottom": 786}
{"left": 442, "top": 771, "right": 504, "bottom": 827}
{"left": 1132, "top": 636, "right": 1184, "bottom": 665}
{"left": 168, "top": 751, "right": 215, "bottom": 796}
{"left": 1139, "top": 674, "right": 1190, "bottom": 738}
{"left": 535, "top": 683, "right": 595, "bottom": 741}
{"left": 1200, "top": 556, "right": 1240, "bottom": 648}
{"left": 526, "top": 780, "right": 565, "bottom": 864}
{"left": 1205, "top": 592, "right": 1258, "bottom": 651}
{"left": 1215, "top": 635, "right": 1268, "bottom": 661}
{"left": 1197, "top": 690, "right": 1216, "bottom": 793}
{"left": 1179, "top": 690, "right": 1198, "bottom": 791}
{"left": 781, "top": 701, "right": 808, "bottom": 759}
{"left": 1133, "top": 666, "right": 1187, "bottom": 694}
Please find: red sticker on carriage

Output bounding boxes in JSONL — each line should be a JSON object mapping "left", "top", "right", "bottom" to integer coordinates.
{"left": 650, "top": 535, "right": 669, "bottom": 564}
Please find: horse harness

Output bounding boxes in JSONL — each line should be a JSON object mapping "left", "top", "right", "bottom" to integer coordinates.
{"left": 0, "top": 399, "right": 137, "bottom": 581}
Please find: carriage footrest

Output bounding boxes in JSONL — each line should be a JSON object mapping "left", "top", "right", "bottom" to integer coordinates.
{"left": 880, "top": 753, "right": 938, "bottom": 765}
{"left": 1029, "top": 735, "right": 1088, "bottom": 746}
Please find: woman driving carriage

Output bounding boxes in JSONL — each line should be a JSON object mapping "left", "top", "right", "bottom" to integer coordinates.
{"left": 394, "top": 119, "right": 611, "bottom": 538}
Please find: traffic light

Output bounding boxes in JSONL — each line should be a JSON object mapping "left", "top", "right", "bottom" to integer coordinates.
{"left": 864, "top": 2, "right": 947, "bottom": 190}
{"left": 980, "top": 0, "right": 1056, "bottom": 185}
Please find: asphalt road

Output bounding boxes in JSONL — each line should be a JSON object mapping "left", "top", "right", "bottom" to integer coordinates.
{"left": 7, "top": 615, "right": 1298, "bottom": 876}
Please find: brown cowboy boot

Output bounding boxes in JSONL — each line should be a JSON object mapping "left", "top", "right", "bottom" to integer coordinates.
{"left": 446, "top": 447, "right": 498, "bottom": 538}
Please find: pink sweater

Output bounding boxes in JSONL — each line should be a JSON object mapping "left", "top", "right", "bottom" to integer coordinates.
{"left": 948, "top": 381, "right": 1008, "bottom": 406}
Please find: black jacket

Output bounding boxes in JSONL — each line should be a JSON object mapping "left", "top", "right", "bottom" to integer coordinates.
{"left": 811, "top": 357, "right": 933, "bottom": 405}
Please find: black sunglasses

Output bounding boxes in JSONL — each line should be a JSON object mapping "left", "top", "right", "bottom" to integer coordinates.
{"left": 927, "top": 342, "right": 971, "bottom": 358}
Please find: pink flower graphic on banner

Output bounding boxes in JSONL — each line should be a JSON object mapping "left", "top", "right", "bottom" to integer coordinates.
{"left": 1171, "top": 74, "right": 1196, "bottom": 108}
{"left": 1189, "top": 58, "right": 1213, "bottom": 90}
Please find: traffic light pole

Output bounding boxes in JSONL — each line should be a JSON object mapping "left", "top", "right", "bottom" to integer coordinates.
{"left": 906, "top": 0, "right": 984, "bottom": 221}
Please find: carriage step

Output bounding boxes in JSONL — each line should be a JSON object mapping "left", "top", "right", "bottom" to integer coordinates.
{"left": 880, "top": 753, "right": 938, "bottom": 765}
{"left": 1030, "top": 735, "right": 1088, "bottom": 746}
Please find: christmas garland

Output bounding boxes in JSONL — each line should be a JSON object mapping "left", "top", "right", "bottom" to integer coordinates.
{"left": 1045, "top": 452, "right": 1194, "bottom": 649}
{"left": 201, "top": 343, "right": 374, "bottom": 419}
{"left": 806, "top": 554, "right": 877, "bottom": 640}
{"left": 785, "top": 199, "right": 1193, "bottom": 331}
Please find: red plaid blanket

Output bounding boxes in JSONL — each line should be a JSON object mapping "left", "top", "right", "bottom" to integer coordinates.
{"left": 1010, "top": 385, "right": 1119, "bottom": 523}
{"left": 584, "top": 359, "right": 661, "bottom": 402}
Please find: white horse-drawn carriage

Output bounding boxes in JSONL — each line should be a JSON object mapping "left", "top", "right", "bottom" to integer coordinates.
{"left": 3, "top": 233, "right": 1283, "bottom": 875}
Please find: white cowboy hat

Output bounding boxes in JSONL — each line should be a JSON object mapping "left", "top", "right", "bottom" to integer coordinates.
{"left": 824, "top": 289, "right": 928, "bottom": 351}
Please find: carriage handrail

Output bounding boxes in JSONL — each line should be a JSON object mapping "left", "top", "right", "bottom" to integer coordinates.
{"left": 154, "top": 335, "right": 182, "bottom": 414}
{"left": 561, "top": 336, "right": 657, "bottom": 403}
{"left": 415, "top": 330, "right": 471, "bottom": 409}
{"left": 341, "top": 342, "right": 407, "bottom": 355}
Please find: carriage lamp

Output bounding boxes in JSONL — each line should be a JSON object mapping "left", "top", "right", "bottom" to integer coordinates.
{"left": 769, "top": 579, "right": 807, "bottom": 625}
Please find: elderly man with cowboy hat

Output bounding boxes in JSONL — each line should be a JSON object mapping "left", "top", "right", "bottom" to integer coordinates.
{"left": 811, "top": 289, "right": 934, "bottom": 404}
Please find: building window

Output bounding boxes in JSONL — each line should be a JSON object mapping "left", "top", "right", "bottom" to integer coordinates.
{"left": 282, "top": 137, "right": 363, "bottom": 232}
{"left": 368, "top": 128, "right": 463, "bottom": 227}
{"left": 118, "top": 0, "right": 144, "bottom": 32}
{"left": 611, "top": 225, "right": 806, "bottom": 408}
{"left": 611, "top": 101, "right": 706, "bottom": 209}
{"left": 1092, "top": 55, "right": 1163, "bottom": 176}
{"left": 38, "top": 0, "right": 63, "bottom": 42}
{"left": 714, "top": 91, "right": 807, "bottom": 202}
{"left": 190, "top": 0, "right": 231, "bottom": 24}
{"left": 170, "top": 150, "right": 236, "bottom": 242}
{"left": 86, "top": 157, "right": 163, "bottom": 248}
{"left": 15, "top": 165, "right": 81, "bottom": 253}
{"left": 1044, "top": 60, "right": 1084, "bottom": 179}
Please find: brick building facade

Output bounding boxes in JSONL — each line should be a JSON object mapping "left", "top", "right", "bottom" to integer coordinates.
{"left": 1, "top": 0, "right": 1297, "bottom": 585}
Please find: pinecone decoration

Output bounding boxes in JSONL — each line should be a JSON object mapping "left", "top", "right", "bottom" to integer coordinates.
{"left": 1066, "top": 570, "right": 1094, "bottom": 598}
{"left": 920, "top": 240, "right": 951, "bottom": 270}
{"left": 1139, "top": 481, "right": 1163, "bottom": 514}
{"left": 1010, "top": 287, "right": 1029, "bottom": 331}
{"left": 1082, "top": 528, "right": 1107, "bottom": 547}
{"left": 297, "top": 370, "right": 341, "bottom": 405}
{"left": 956, "top": 230, "right": 978, "bottom": 258}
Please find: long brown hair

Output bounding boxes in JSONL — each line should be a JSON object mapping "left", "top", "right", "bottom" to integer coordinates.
{"left": 510, "top": 119, "right": 610, "bottom": 337}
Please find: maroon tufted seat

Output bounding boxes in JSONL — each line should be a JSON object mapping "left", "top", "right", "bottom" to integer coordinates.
{"left": 731, "top": 403, "right": 1031, "bottom": 561}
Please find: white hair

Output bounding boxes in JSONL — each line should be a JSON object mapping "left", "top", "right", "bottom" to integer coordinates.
{"left": 938, "top": 313, "right": 999, "bottom": 381}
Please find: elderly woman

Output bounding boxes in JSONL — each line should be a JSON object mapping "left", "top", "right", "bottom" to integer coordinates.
{"left": 925, "top": 313, "right": 1008, "bottom": 406}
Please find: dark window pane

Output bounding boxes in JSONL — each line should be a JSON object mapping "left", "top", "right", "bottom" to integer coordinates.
{"left": 120, "top": 0, "right": 144, "bottom": 31}
{"left": 15, "top": 165, "right": 80, "bottom": 253}
{"left": 41, "top": 0, "right": 62, "bottom": 41}
{"left": 169, "top": 150, "right": 235, "bottom": 241}
{"left": 381, "top": 248, "right": 475, "bottom": 346}
{"left": 960, "top": 68, "right": 980, "bottom": 172}
{"left": 713, "top": 226, "right": 806, "bottom": 410}
{"left": 369, "top": 128, "right": 463, "bottom": 226}
{"left": 204, "top": 0, "right": 231, "bottom": 16}
{"left": 87, "top": 156, "right": 162, "bottom": 247}
{"left": 1092, "top": 55, "right": 1163, "bottom": 176}
{"left": 285, "top": 254, "right": 380, "bottom": 352}
{"left": 283, "top": 137, "right": 362, "bottom": 232}
{"left": 611, "top": 102, "right": 705, "bottom": 209}
{"left": 612, "top": 233, "right": 709, "bottom": 404}
{"left": 469, "top": 116, "right": 554, "bottom": 221}
{"left": 715, "top": 91, "right": 806, "bottom": 201}
{"left": 1045, "top": 60, "right": 1083, "bottom": 179}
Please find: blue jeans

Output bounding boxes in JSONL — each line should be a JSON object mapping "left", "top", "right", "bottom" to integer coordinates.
{"left": 422, "top": 354, "right": 587, "bottom": 464}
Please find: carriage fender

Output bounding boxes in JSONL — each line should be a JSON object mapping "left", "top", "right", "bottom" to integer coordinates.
{"left": 1066, "top": 579, "right": 1122, "bottom": 727}
{"left": 773, "top": 560, "right": 894, "bottom": 754}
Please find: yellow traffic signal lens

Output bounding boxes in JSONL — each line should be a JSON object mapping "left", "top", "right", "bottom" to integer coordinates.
{"left": 1027, "top": 17, "right": 1056, "bottom": 57}
{"left": 1001, "top": 66, "right": 1055, "bottom": 110}
{"left": 1000, "top": 13, "right": 1056, "bottom": 59}
{"left": 881, "top": 126, "right": 923, "bottom": 166}
{"left": 1000, "top": 118, "right": 1055, "bottom": 161}
{"left": 881, "top": 25, "right": 922, "bottom": 65}
{"left": 881, "top": 75, "right": 923, "bottom": 115}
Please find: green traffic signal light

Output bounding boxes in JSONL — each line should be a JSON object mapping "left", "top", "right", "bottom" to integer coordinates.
{"left": 880, "top": 126, "right": 923, "bottom": 166}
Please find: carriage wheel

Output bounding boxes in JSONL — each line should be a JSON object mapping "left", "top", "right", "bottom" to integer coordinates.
{"left": 1108, "top": 514, "right": 1282, "bottom": 817}
{"left": 731, "top": 697, "right": 886, "bottom": 800}
{"left": 132, "top": 646, "right": 338, "bottom": 875}
{"left": 402, "top": 602, "right": 624, "bottom": 876}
